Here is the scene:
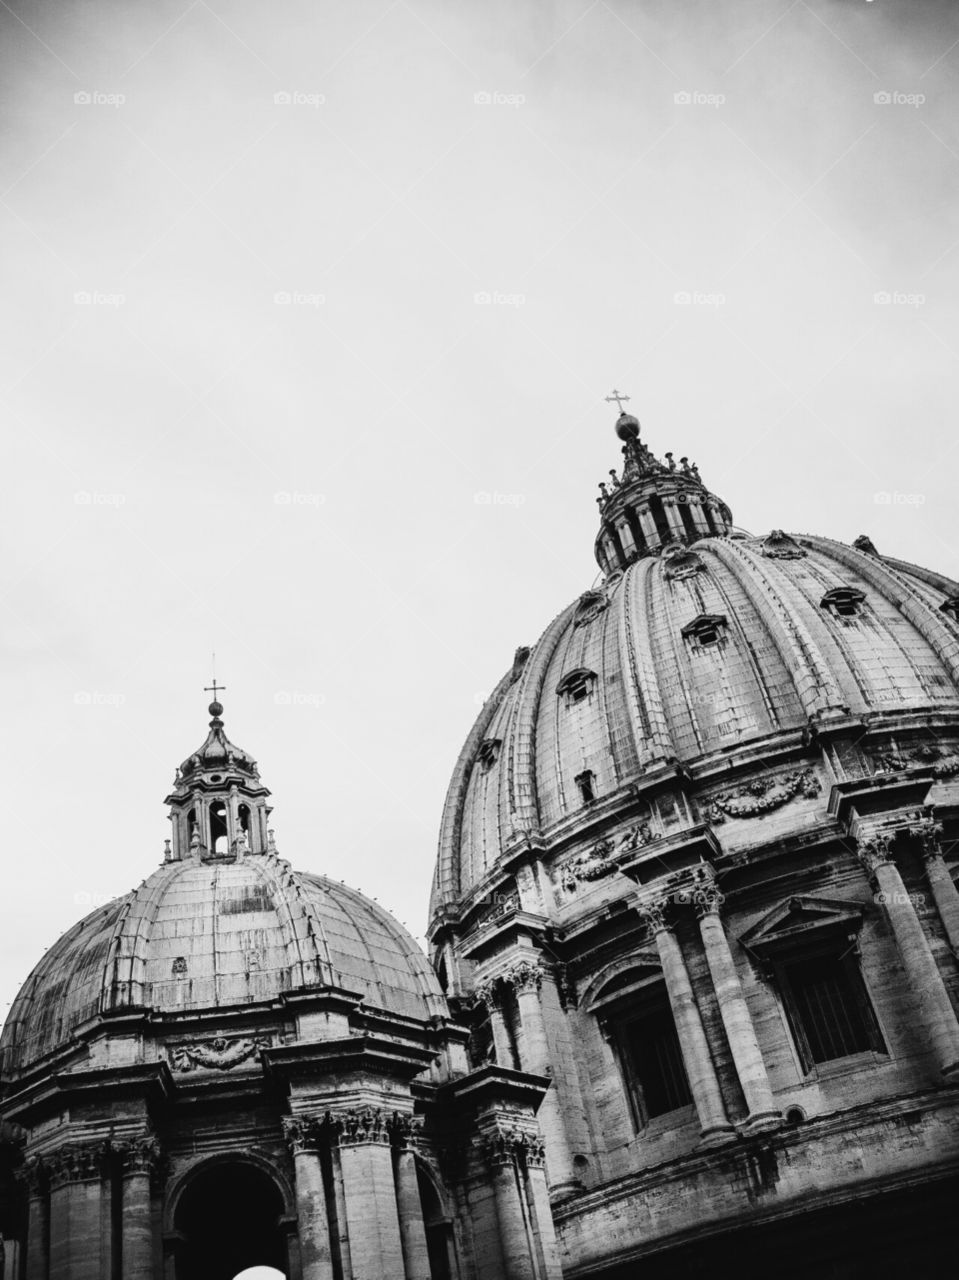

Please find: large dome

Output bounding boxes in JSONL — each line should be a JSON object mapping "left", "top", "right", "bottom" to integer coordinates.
{"left": 1, "top": 705, "right": 446, "bottom": 1080}
{"left": 430, "top": 499, "right": 959, "bottom": 926}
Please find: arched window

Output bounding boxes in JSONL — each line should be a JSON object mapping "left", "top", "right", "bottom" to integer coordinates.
{"left": 591, "top": 967, "right": 692, "bottom": 1130}
{"left": 557, "top": 668, "right": 598, "bottom": 707}
{"left": 209, "top": 800, "right": 228, "bottom": 855}
{"left": 417, "top": 1164, "right": 457, "bottom": 1280}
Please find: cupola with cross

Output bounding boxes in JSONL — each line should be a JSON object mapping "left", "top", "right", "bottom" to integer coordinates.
{"left": 164, "top": 681, "right": 273, "bottom": 860}
{"left": 595, "top": 390, "right": 733, "bottom": 574}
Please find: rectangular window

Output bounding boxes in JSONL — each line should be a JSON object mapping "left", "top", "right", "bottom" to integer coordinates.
{"left": 779, "top": 951, "right": 884, "bottom": 1071}
{"left": 618, "top": 1006, "right": 692, "bottom": 1123}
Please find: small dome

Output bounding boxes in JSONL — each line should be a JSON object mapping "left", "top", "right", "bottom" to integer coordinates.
{"left": 2, "top": 853, "right": 445, "bottom": 1078}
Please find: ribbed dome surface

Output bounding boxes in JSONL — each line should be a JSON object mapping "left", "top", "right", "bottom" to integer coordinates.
{"left": 2, "top": 852, "right": 445, "bottom": 1077}
{"left": 430, "top": 532, "right": 959, "bottom": 922}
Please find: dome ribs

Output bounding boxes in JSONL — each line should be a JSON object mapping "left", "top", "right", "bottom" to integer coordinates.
{"left": 432, "top": 662, "right": 520, "bottom": 920}
{"left": 622, "top": 559, "right": 683, "bottom": 766}
{"left": 702, "top": 540, "right": 849, "bottom": 723}
{"left": 803, "top": 535, "right": 959, "bottom": 693}
{"left": 504, "top": 601, "right": 579, "bottom": 842}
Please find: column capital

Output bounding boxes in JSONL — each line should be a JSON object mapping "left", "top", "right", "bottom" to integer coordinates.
{"left": 116, "top": 1134, "right": 161, "bottom": 1178}
{"left": 909, "top": 808, "right": 946, "bottom": 861}
{"left": 15, "top": 1155, "right": 46, "bottom": 1195}
{"left": 475, "top": 978, "right": 502, "bottom": 1011}
{"left": 856, "top": 832, "right": 893, "bottom": 876}
{"left": 637, "top": 894, "right": 670, "bottom": 935}
{"left": 282, "top": 1114, "right": 322, "bottom": 1154}
{"left": 501, "top": 958, "right": 545, "bottom": 995}
{"left": 478, "top": 1122, "right": 544, "bottom": 1170}
{"left": 330, "top": 1106, "right": 393, "bottom": 1147}
{"left": 46, "top": 1141, "right": 110, "bottom": 1188}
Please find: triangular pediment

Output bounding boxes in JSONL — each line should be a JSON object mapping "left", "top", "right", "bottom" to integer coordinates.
{"left": 739, "top": 896, "right": 863, "bottom": 951}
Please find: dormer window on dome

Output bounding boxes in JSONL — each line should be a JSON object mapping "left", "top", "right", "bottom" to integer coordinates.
{"left": 939, "top": 594, "right": 959, "bottom": 622}
{"left": 681, "top": 613, "right": 728, "bottom": 650}
{"left": 557, "top": 668, "right": 598, "bottom": 707}
{"left": 821, "top": 587, "right": 866, "bottom": 619}
{"left": 477, "top": 738, "right": 502, "bottom": 771}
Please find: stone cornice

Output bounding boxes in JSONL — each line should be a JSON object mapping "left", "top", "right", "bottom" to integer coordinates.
{"left": 262, "top": 1034, "right": 435, "bottom": 1084}
{"left": 438, "top": 1064, "right": 551, "bottom": 1117}
{"left": 1, "top": 1061, "right": 173, "bottom": 1128}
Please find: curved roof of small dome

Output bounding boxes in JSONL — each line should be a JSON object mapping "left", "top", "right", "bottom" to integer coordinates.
{"left": 430, "top": 531, "right": 959, "bottom": 924}
{"left": 1, "top": 853, "right": 446, "bottom": 1078}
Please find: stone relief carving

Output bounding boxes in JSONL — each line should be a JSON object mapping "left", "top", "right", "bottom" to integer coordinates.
{"left": 706, "top": 769, "right": 821, "bottom": 821}
{"left": 169, "top": 1035, "right": 269, "bottom": 1073}
{"left": 283, "top": 1108, "right": 420, "bottom": 1151}
{"left": 662, "top": 544, "right": 705, "bottom": 581}
{"left": 868, "top": 742, "right": 959, "bottom": 778}
{"left": 560, "top": 820, "right": 656, "bottom": 893}
{"left": 574, "top": 589, "right": 609, "bottom": 627}
{"left": 760, "top": 529, "right": 807, "bottom": 559}
{"left": 481, "top": 1124, "right": 546, "bottom": 1169}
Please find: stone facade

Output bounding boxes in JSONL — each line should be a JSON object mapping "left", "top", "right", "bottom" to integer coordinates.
{"left": 3, "top": 410, "right": 959, "bottom": 1276}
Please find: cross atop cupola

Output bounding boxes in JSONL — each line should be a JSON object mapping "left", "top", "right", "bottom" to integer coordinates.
{"left": 163, "top": 689, "right": 273, "bottom": 862}
{"left": 593, "top": 394, "right": 733, "bottom": 575}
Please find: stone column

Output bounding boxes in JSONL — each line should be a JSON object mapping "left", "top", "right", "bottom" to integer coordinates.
{"left": 694, "top": 885, "right": 780, "bottom": 1132}
{"left": 636, "top": 504, "right": 661, "bottom": 552}
{"left": 501, "top": 960, "right": 579, "bottom": 1197}
{"left": 662, "top": 498, "right": 686, "bottom": 543}
{"left": 859, "top": 834, "right": 959, "bottom": 1080}
{"left": 615, "top": 519, "right": 638, "bottom": 561}
{"left": 476, "top": 981, "right": 514, "bottom": 1067}
{"left": 282, "top": 1117, "right": 334, "bottom": 1280}
{"left": 391, "top": 1118, "right": 430, "bottom": 1280}
{"left": 639, "top": 901, "right": 734, "bottom": 1141}
{"left": 47, "top": 1144, "right": 107, "bottom": 1280}
{"left": 518, "top": 1136, "right": 563, "bottom": 1280}
{"left": 480, "top": 1128, "right": 536, "bottom": 1280}
{"left": 911, "top": 811, "right": 959, "bottom": 954}
{"left": 18, "top": 1158, "right": 48, "bottom": 1280}
{"left": 119, "top": 1136, "right": 159, "bottom": 1280}
{"left": 332, "top": 1109, "right": 405, "bottom": 1280}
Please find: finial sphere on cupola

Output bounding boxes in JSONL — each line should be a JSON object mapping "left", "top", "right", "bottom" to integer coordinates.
{"left": 615, "top": 411, "right": 640, "bottom": 440}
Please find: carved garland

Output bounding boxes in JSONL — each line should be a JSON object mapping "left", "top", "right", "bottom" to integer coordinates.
{"left": 868, "top": 742, "right": 959, "bottom": 779}
{"left": 561, "top": 820, "right": 656, "bottom": 892}
{"left": 706, "top": 769, "right": 821, "bottom": 822}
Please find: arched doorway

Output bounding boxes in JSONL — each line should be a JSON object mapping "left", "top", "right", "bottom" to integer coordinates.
{"left": 174, "top": 1160, "right": 286, "bottom": 1280}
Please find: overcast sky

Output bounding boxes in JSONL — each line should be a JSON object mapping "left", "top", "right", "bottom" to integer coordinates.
{"left": 1, "top": 0, "right": 958, "bottom": 1015}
